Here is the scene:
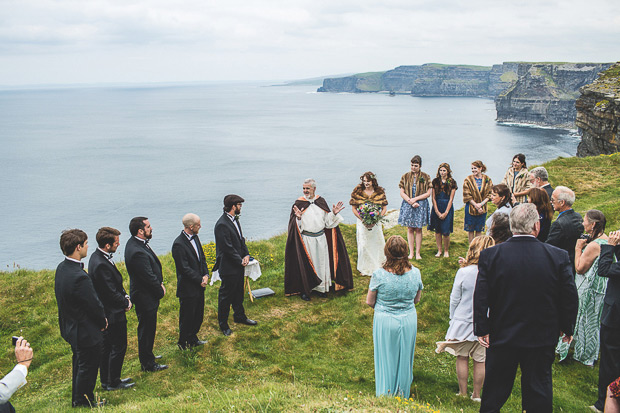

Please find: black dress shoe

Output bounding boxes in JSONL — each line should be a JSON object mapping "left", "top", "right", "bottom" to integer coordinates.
{"left": 141, "top": 363, "right": 168, "bottom": 372}
{"left": 300, "top": 293, "right": 310, "bottom": 301}
{"left": 106, "top": 381, "right": 136, "bottom": 391}
{"left": 221, "top": 328, "right": 232, "bottom": 336}
{"left": 234, "top": 318, "right": 257, "bottom": 326}
{"left": 120, "top": 377, "right": 133, "bottom": 384}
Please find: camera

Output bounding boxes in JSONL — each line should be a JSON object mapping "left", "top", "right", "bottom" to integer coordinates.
{"left": 579, "top": 234, "right": 591, "bottom": 241}
{"left": 12, "top": 336, "right": 19, "bottom": 346}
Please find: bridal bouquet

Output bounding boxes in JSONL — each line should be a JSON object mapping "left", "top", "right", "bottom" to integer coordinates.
{"left": 358, "top": 202, "right": 385, "bottom": 229}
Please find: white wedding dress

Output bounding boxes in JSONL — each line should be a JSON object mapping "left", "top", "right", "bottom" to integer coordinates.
{"left": 356, "top": 219, "right": 386, "bottom": 276}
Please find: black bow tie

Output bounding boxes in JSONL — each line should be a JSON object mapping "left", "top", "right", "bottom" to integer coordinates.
{"left": 108, "top": 253, "right": 113, "bottom": 259}
{"left": 80, "top": 262, "right": 85, "bottom": 269}
{"left": 189, "top": 235, "right": 197, "bottom": 241}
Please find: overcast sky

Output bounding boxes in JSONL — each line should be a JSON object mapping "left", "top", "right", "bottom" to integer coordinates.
{"left": 1, "top": 0, "right": 618, "bottom": 85}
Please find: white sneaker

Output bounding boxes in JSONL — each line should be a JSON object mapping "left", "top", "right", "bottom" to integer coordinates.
{"left": 471, "top": 395, "right": 481, "bottom": 403}
{"left": 589, "top": 406, "right": 602, "bottom": 413}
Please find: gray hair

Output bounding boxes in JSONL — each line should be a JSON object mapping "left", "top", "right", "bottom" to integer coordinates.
{"left": 303, "top": 178, "right": 316, "bottom": 188}
{"left": 554, "top": 186, "right": 576, "bottom": 207}
{"left": 530, "top": 166, "right": 549, "bottom": 182}
{"left": 182, "top": 213, "right": 200, "bottom": 228}
{"left": 509, "top": 203, "right": 540, "bottom": 234}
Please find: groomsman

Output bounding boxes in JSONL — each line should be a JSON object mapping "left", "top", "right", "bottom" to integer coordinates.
{"left": 125, "top": 217, "right": 168, "bottom": 372}
{"left": 172, "top": 213, "right": 210, "bottom": 350}
{"left": 55, "top": 229, "right": 107, "bottom": 408}
{"left": 89, "top": 227, "right": 135, "bottom": 390}
{"left": 214, "top": 195, "right": 257, "bottom": 336}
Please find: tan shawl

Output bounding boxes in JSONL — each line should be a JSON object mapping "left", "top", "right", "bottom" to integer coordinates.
{"left": 462, "top": 174, "right": 493, "bottom": 216}
{"left": 398, "top": 171, "right": 431, "bottom": 198}
{"left": 349, "top": 189, "right": 388, "bottom": 207}
{"left": 501, "top": 167, "right": 531, "bottom": 203}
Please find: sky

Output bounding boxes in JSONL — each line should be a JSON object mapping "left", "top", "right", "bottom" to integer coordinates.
{"left": 0, "top": 0, "right": 619, "bottom": 85}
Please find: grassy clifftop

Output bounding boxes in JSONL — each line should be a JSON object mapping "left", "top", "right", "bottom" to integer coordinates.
{"left": 1, "top": 154, "right": 619, "bottom": 412}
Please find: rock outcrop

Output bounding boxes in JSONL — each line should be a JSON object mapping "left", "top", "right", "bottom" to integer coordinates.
{"left": 495, "top": 63, "right": 613, "bottom": 129}
{"left": 576, "top": 63, "right": 620, "bottom": 156}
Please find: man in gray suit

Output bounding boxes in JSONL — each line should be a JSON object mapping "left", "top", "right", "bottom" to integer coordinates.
{"left": 0, "top": 337, "right": 33, "bottom": 412}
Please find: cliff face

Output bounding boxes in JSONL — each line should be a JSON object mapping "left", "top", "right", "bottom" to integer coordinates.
{"left": 495, "top": 63, "right": 613, "bottom": 128}
{"left": 317, "top": 63, "right": 518, "bottom": 97}
{"left": 576, "top": 63, "right": 620, "bottom": 156}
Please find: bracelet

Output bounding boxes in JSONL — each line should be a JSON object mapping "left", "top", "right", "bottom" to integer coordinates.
{"left": 18, "top": 358, "right": 33, "bottom": 363}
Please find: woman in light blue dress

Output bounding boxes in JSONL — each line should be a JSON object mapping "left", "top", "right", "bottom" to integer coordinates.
{"left": 366, "top": 235, "right": 423, "bottom": 398}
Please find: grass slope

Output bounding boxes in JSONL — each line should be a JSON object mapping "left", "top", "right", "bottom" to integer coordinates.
{"left": 1, "top": 154, "right": 619, "bottom": 412}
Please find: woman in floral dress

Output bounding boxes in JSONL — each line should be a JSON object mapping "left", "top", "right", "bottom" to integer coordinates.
{"left": 398, "top": 155, "right": 431, "bottom": 260}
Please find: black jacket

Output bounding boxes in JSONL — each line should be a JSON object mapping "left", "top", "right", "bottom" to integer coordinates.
{"left": 546, "top": 208, "right": 584, "bottom": 268}
{"left": 599, "top": 244, "right": 620, "bottom": 328}
{"left": 172, "top": 231, "right": 209, "bottom": 298}
{"left": 88, "top": 248, "right": 130, "bottom": 324}
{"left": 474, "top": 236, "right": 578, "bottom": 348}
{"left": 213, "top": 213, "right": 249, "bottom": 278}
{"left": 125, "top": 236, "right": 164, "bottom": 311}
{"left": 55, "top": 259, "right": 106, "bottom": 348}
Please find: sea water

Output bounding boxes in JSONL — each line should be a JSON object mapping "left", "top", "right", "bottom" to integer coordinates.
{"left": 0, "top": 82, "right": 579, "bottom": 270}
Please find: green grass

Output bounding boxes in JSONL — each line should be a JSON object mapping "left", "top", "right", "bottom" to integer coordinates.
{"left": 2, "top": 154, "right": 620, "bottom": 411}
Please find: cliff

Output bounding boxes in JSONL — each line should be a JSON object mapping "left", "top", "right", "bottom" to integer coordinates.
{"left": 317, "top": 63, "right": 518, "bottom": 97}
{"left": 495, "top": 63, "right": 613, "bottom": 129}
{"left": 576, "top": 63, "right": 620, "bottom": 156}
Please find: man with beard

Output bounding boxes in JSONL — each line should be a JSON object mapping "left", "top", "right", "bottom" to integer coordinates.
{"left": 284, "top": 178, "right": 353, "bottom": 301}
{"left": 213, "top": 195, "right": 257, "bottom": 336}
{"left": 172, "top": 213, "right": 209, "bottom": 349}
{"left": 89, "top": 227, "right": 135, "bottom": 390}
{"left": 125, "top": 217, "right": 167, "bottom": 372}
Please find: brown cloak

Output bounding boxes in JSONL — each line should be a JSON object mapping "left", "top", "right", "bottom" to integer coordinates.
{"left": 284, "top": 196, "right": 354, "bottom": 296}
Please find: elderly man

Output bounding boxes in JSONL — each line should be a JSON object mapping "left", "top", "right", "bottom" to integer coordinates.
{"left": 474, "top": 203, "right": 578, "bottom": 412}
{"left": 172, "top": 213, "right": 209, "bottom": 349}
{"left": 546, "top": 186, "right": 584, "bottom": 270}
{"left": 529, "top": 166, "right": 554, "bottom": 200}
{"left": 284, "top": 178, "right": 353, "bottom": 301}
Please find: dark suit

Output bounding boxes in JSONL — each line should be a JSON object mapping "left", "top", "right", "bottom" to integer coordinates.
{"left": 124, "top": 237, "right": 164, "bottom": 369}
{"left": 88, "top": 249, "right": 130, "bottom": 388}
{"left": 172, "top": 231, "right": 209, "bottom": 348}
{"left": 542, "top": 183, "right": 554, "bottom": 201}
{"left": 55, "top": 259, "right": 106, "bottom": 407}
{"left": 594, "top": 244, "right": 620, "bottom": 410}
{"left": 214, "top": 213, "right": 249, "bottom": 330}
{"left": 546, "top": 208, "right": 584, "bottom": 270}
{"left": 473, "top": 236, "right": 578, "bottom": 412}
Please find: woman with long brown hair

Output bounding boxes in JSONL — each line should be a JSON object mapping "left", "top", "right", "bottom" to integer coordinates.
{"left": 501, "top": 153, "right": 531, "bottom": 203}
{"left": 485, "top": 184, "right": 513, "bottom": 235}
{"left": 528, "top": 187, "right": 554, "bottom": 241}
{"left": 428, "top": 163, "right": 458, "bottom": 257}
{"left": 367, "top": 235, "right": 423, "bottom": 398}
{"left": 350, "top": 172, "right": 388, "bottom": 276}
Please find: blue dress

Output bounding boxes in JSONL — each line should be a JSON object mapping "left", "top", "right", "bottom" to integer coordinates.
{"left": 370, "top": 267, "right": 424, "bottom": 398}
{"left": 398, "top": 181, "right": 430, "bottom": 228}
{"left": 428, "top": 190, "right": 454, "bottom": 235}
{"left": 463, "top": 177, "right": 486, "bottom": 232}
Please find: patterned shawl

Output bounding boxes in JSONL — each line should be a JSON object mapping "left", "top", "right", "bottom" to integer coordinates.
{"left": 398, "top": 171, "right": 432, "bottom": 198}
{"left": 462, "top": 174, "right": 493, "bottom": 216}
{"left": 349, "top": 189, "right": 388, "bottom": 207}
{"left": 501, "top": 167, "right": 531, "bottom": 203}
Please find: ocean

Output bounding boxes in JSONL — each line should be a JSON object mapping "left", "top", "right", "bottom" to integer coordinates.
{"left": 0, "top": 82, "right": 579, "bottom": 270}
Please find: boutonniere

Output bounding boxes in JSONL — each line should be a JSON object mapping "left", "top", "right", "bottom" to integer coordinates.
{"left": 418, "top": 176, "right": 425, "bottom": 184}
{"left": 446, "top": 178, "right": 453, "bottom": 186}
{"left": 484, "top": 177, "right": 490, "bottom": 184}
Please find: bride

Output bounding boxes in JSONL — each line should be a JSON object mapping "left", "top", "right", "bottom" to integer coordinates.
{"left": 350, "top": 172, "right": 388, "bottom": 276}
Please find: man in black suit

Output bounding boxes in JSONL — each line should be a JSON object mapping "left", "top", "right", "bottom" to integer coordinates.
{"left": 529, "top": 166, "right": 554, "bottom": 201}
{"left": 89, "top": 227, "right": 135, "bottom": 391}
{"left": 593, "top": 230, "right": 620, "bottom": 412}
{"left": 172, "top": 213, "right": 210, "bottom": 350}
{"left": 474, "top": 203, "right": 578, "bottom": 413}
{"left": 54, "top": 229, "right": 107, "bottom": 408}
{"left": 214, "top": 195, "right": 257, "bottom": 336}
{"left": 546, "top": 185, "right": 584, "bottom": 270}
{"left": 125, "top": 217, "right": 168, "bottom": 372}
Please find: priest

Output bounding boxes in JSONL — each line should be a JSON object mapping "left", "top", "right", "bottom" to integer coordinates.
{"left": 284, "top": 178, "right": 354, "bottom": 301}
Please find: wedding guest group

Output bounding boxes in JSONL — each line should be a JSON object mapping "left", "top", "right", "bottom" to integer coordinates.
{"left": 89, "top": 227, "right": 134, "bottom": 391}
{"left": 547, "top": 186, "right": 584, "bottom": 270}
{"left": 284, "top": 179, "right": 353, "bottom": 301}
{"left": 398, "top": 155, "right": 432, "bottom": 260}
{"left": 172, "top": 213, "right": 210, "bottom": 347}
{"left": 213, "top": 195, "right": 257, "bottom": 336}
{"left": 501, "top": 153, "right": 531, "bottom": 203}
{"left": 462, "top": 160, "right": 493, "bottom": 243}
{"left": 474, "top": 204, "right": 578, "bottom": 412}
{"left": 349, "top": 172, "right": 388, "bottom": 276}
{"left": 428, "top": 163, "right": 457, "bottom": 258}
{"left": 55, "top": 229, "right": 107, "bottom": 408}
{"left": 125, "top": 217, "right": 168, "bottom": 372}
{"left": 366, "top": 235, "right": 423, "bottom": 398}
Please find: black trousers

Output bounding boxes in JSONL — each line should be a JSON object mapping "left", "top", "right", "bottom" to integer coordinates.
{"left": 135, "top": 305, "right": 158, "bottom": 369}
{"left": 178, "top": 294, "right": 205, "bottom": 347}
{"left": 218, "top": 275, "right": 246, "bottom": 329}
{"left": 100, "top": 318, "right": 128, "bottom": 387}
{"left": 595, "top": 325, "right": 620, "bottom": 410}
{"left": 71, "top": 341, "right": 102, "bottom": 407}
{"left": 480, "top": 345, "right": 555, "bottom": 413}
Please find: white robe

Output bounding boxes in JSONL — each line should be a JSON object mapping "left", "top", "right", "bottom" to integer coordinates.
{"left": 298, "top": 199, "right": 343, "bottom": 293}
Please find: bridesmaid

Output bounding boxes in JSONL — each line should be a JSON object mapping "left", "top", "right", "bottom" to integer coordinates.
{"left": 350, "top": 172, "right": 388, "bottom": 276}
{"left": 428, "top": 163, "right": 458, "bottom": 257}
{"left": 398, "top": 155, "right": 432, "bottom": 260}
{"left": 462, "top": 160, "right": 493, "bottom": 243}
{"left": 501, "top": 153, "right": 531, "bottom": 203}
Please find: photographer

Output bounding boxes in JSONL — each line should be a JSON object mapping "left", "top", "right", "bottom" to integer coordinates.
{"left": 0, "top": 337, "right": 33, "bottom": 411}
